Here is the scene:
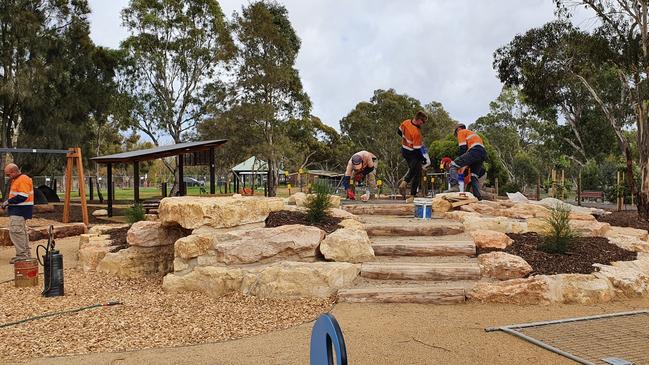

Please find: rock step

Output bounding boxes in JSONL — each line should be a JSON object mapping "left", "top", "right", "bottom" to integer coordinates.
{"left": 371, "top": 238, "right": 475, "bottom": 257}
{"left": 361, "top": 262, "right": 481, "bottom": 281}
{"left": 343, "top": 203, "right": 414, "bottom": 216}
{"left": 365, "top": 222, "right": 464, "bottom": 237}
{"left": 337, "top": 286, "right": 466, "bottom": 304}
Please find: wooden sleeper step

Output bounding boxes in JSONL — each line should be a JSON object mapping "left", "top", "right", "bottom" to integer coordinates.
{"left": 337, "top": 286, "right": 466, "bottom": 304}
{"left": 360, "top": 262, "right": 481, "bottom": 281}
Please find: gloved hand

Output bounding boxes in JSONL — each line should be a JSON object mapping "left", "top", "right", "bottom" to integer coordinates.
{"left": 422, "top": 154, "right": 431, "bottom": 169}
{"left": 353, "top": 173, "right": 364, "bottom": 183}
{"left": 360, "top": 193, "right": 370, "bottom": 202}
{"left": 341, "top": 176, "right": 351, "bottom": 190}
{"left": 346, "top": 189, "right": 356, "bottom": 200}
{"left": 1, "top": 201, "right": 8, "bottom": 209}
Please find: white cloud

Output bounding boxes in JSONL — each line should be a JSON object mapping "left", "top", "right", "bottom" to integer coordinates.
{"left": 86, "top": 0, "right": 590, "bottom": 130}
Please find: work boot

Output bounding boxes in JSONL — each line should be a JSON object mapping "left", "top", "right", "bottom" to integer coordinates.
{"left": 9, "top": 256, "right": 18, "bottom": 264}
{"left": 399, "top": 180, "right": 408, "bottom": 198}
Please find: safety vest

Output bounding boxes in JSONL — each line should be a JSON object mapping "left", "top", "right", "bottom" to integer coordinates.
{"left": 399, "top": 119, "right": 423, "bottom": 151}
{"left": 9, "top": 174, "right": 34, "bottom": 206}
{"left": 457, "top": 129, "right": 484, "bottom": 150}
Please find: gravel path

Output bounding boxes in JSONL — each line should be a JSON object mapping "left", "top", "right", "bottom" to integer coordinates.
{"left": 0, "top": 268, "right": 333, "bottom": 361}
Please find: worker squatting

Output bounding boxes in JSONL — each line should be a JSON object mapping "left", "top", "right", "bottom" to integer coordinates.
{"left": 342, "top": 111, "right": 487, "bottom": 201}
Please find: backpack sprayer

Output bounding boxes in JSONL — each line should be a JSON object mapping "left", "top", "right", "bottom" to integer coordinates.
{"left": 36, "top": 225, "right": 64, "bottom": 297}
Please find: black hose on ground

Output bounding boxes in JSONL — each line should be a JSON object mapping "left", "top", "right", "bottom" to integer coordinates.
{"left": 0, "top": 301, "right": 123, "bottom": 329}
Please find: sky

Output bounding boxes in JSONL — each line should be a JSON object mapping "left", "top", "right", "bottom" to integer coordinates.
{"left": 87, "top": 0, "right": 593, "bottom": 130}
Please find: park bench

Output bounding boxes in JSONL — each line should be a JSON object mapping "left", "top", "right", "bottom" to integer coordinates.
{"left": 578, "top": 191, "right": 604, "bottom": 202}
{"left": 141, "top": 199, "right": 160, "bottom": 213}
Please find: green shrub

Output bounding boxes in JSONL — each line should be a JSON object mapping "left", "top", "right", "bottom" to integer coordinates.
{"left": 539, "top": 205, "right": 578, "bottom": 254}
{"left": 124, "top": 203, "right": 146, "bottom": 224}
{"left": 305, "top": 183, "right": 332, "bottom": 223}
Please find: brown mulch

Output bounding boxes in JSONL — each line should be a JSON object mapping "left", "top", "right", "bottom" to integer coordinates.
{"left": 105, "top": 226, "right": 130, "bottom": 253}
{"left": 265, "top": 210, "right": 342, "bottom": 233}
{"left": 478, "top": 233, "right": 637, "bottom": 275}
{"left": 596, "top": 210, "right": 649, "bottom": 231}
{"left": 0, "top": 268, "right": 334, "bottom": 361}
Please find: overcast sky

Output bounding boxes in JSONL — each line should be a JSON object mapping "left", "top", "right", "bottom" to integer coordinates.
{"left": 87, "top": 0, "right": 592, "bottom": 130}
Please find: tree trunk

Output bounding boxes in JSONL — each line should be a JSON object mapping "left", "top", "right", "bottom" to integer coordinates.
{"left": 638, "top": 107, "right": 649, "bottom": 220}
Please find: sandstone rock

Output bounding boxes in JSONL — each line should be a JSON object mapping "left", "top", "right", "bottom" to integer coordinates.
{"left": 338, "top": 219, "right": 365, "bottom": 230}
{"left": 92, "top": 209, "right": 108, "bottom": 217}
{"left": 594, "top": 264, "right": 649, "bottom": 297}
{"left": 97, "top": 245, "right": 175, "bottom": 278}
{"left": 607, "top": 226, "right": 649, "bottom": 241}
{"left": 241, "top": 261, "right": 360, "bottom": 298}
{"left": 159, "top": 196, "right": 285, "bottom": 229}
{"left": 79, "top": 246, "right": 110, "bottom": 272}
{"left": 459, "top": 205, "right": 476, "bottom": 212}
{"left": 287, "top": 192, "right": 307, "bottom": 206}
{"left": 435, "top": 192, "right": 476, "bottom": 200}
{"left": 163, "top": 266, "right": 246, "bottom": 297}
{"left": 174, "top": 258, "right": 191, "bottom": 272}
{"left": 175, "top": 235, "right": 213, "bottom": 260}
{"left": 319, "top": 228, "right": 374, "bottom": 263}
{"left": 468, "top": 277, "right": 552, "bottom": 305}
{"left": 445, "top": 211, "right": 481, "bottom": 222}
{"left": 465, "top": 203, "right": 496, "bottom": 215}
{"left": 329, "top": 208, "right": 356, "bottom": 220}
{"left": 212, "top": 225, "right": 326, "bottom": 265}
{"left": 127, "top": 221, "right": 185, "bottom": 247}
{"left": 569, "top": 212, "right": 596, "bottom": 221}
{"left": 88, "top": 223, "right": 130, "bottom": 235}
{"left": 502, "top": 203, "right": 549, "bottom": 219}
{"left": 556, "top": 274, "right": 614, "bottom": 304}
{"left": 432, "top": 198, "right": 453, "bottom": 213}
{"left": 28, "top": 223, "right": 87, "bottom": 241}
{"left": 478, "top": 252, "right": 532, "bottom": 280}
{"left": 533, "top": 198, "right": 605, "bottom": 216}
{"left": 528, "top": 218, "right": 610, "bottom": 237}
{"left": 33, "top": 204, "right": 55, "bottom": 213}
{"left": 463, "top": 216, "right": 526, "bottom": 234}
{"left": 608, "top": 235, "right": 649, "bottom": 253}
{"left": 470, "top": 230, "right": 513, "bottom": 249}
{"left": 343, "top": 204, "right": 413, "bottom": 216}
{"left": 163, "top": 261, "right": 360, "bottom": 298}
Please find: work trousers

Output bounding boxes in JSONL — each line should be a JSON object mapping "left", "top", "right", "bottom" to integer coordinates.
{"left": 402, "top": 149, "right": 423, "bottom": 196}
{"left": 449, "top": 145, "right": 487, "bottom": 200}
{"left": 10, "top": 215, "right": 30, "bottom": 258}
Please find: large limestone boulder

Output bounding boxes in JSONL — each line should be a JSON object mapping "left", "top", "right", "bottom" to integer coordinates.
{"left": 175, "top": 235, "right": 213, "bottom": 260}
{"left": 608, "top": 235, "right": 649, "bottom": 253}
{"left": 163, "top": 261, "right": 359, "bottom": 298}
{"left": 339, "top": 219, "right": 365, "bottom": 230}
{"left": 159, "top": 196, "right": 285, "bottom": 229}
{"left": 287, "top": 193, "right": 341, "bottom": 208}
{"left": 92, "top": 209, "right": 108, "bottom": 217}
{"left": 468, "top": 276, "right": 552, "bottom": 305}
{"left": 431, "top": 197, "right": 452, "bottom": 213}
{"left": 527, "top": 218, "right": 610, "bottom": 237}
{"left": 503, "top": 203, "right": 549, "bottom": 219}
{"left": 78, "top": 234, "right": 114, "bottom": 272}
{"left": 594, "top": 264, "right": 649, "bottom": 297}
{"left": 212, "top": 225, "right": 326, "bottom": 265}
{"left": 478, "top": 252, "right": 532, "bottom": 280}
{"left": 607, "top": 226, "right": 649, "bottom": 241}
{"left": 127, "top": 221, "right": 185, "bottom": 247}
{"left": 329, "top": 208, "right": 357, "bottom": 220}
{"left": 97, "top": 245, "right": 175, "bottom": 278}
{"left": 319, "top": 228, "right": 374, "bottom": 263}
{"left": 463, "top": 216, "right": 527, "bottom": 234}
{"left": 470, "top": 230, "right": 513, "bottom": 249}
{"left": 556, "top": 274, "right": 614, "bottom": 304}
{"left": 163, "top": 266, "right": 245, "bottom": 297}
{"left": 88, "top": 223, "right": 130, "bottom": 235}
{"left": 241, "top": 261, "right": 360, "bottom": 298}
{"left": 445, "top": 211, "right": 481, "bottom": 222}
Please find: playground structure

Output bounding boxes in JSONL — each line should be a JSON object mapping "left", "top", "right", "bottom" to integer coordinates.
{"left": 0, "top": 147, "right": 88, "bottom": 226}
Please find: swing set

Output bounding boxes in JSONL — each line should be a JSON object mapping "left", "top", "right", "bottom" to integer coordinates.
{"left": 0, "top": 147, "right": 89, "bottom": 226}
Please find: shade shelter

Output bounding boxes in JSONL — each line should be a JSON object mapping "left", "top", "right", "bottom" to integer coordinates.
{"left": 231, "top": 156, "right": 269, "bottom": 194}
{"left": 92, "top": 139, "right": 227, "bottom": 216}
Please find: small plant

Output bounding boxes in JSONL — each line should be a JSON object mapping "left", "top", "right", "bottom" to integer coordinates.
{"left": 124, "top": 203, "right": 146, "bottom": 224}
{"left": 539, "top": 205, "right": 578, "bottom": 254}
{"left": 305, "top": 182, "right": 332, "bottom": 223}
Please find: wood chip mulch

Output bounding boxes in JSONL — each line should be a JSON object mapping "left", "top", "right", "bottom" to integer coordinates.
{"left": 105, "top": 226, "right": 129, "bottom": 253}
{"left": 596, "top": 210, "right": 649, "bottom": 230}
{"left": 477, "top": 233, "right": 637, "bottom": 275}
{"left": 0, "top": 268, "right": 333, "bottom": 361}
{"left": 265, "top": 210, "right": 342, "bottom": 233}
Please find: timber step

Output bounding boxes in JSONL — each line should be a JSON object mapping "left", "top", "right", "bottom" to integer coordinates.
{"left": 365, "top": 222, "right": 464, "bottom": 237}
{"left": 371, "top": 238, "right": 475, "bottom": 257}
{"left": 337, "top": 286, "right": 466, "bottom": 304}
{"left": 361, "top": 262, "right": 481, "bottom": 281}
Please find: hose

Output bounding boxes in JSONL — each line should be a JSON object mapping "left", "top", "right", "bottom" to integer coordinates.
{"left": 0, "top": 301, "right": 123, "bottom": 329}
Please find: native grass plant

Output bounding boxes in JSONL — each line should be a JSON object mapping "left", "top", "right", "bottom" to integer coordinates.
{"left": 305, "top": 182, "right": 333, "bottom": 223}
{"left": 539, "top": 205, "right": 579, "bottom": 254}
{"left": 124, "top": 203, "right": 146, "bottom": 224}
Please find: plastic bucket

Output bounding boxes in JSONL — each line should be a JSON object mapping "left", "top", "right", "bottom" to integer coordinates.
{"left": 413, "top": 198, "right": 432, "bottom": 219}
{"left": 14, "top": 258, "right": 38, "bottom": 288}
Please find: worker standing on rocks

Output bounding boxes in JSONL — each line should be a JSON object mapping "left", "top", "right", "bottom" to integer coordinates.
{"left": 446, "top": 124, "right": 487, "bottom": 200}
{"left": 397, "top": 111, "right": 431, "bottom": 202}
{"left": 2, "top": 163, "right": 34, "bottom": 264}
{"left": 342, "top": 151, "right": 377, "bottom": 201}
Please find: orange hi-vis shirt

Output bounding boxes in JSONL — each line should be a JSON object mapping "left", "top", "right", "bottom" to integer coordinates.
{"left": 457, "top": 129, "right": 484, "bottom": 150}
{"left": 399, "top": 119, "right": 423, "bottom": 151}
{"left": 8, "top": 174, "right": 34, "bottom": 206}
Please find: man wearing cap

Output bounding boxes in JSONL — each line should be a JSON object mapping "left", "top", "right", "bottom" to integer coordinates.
{"left": 447, "top": 124, "right": 487, "bottom": 200}
{"left": 342, "top": 151, "right": 377, "bottom": 201}
{"left": 2, "top": 163, "right": 34, "bottom": 264}
{"left": 397, "top": 111, "right": 431, "bottom": 201}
